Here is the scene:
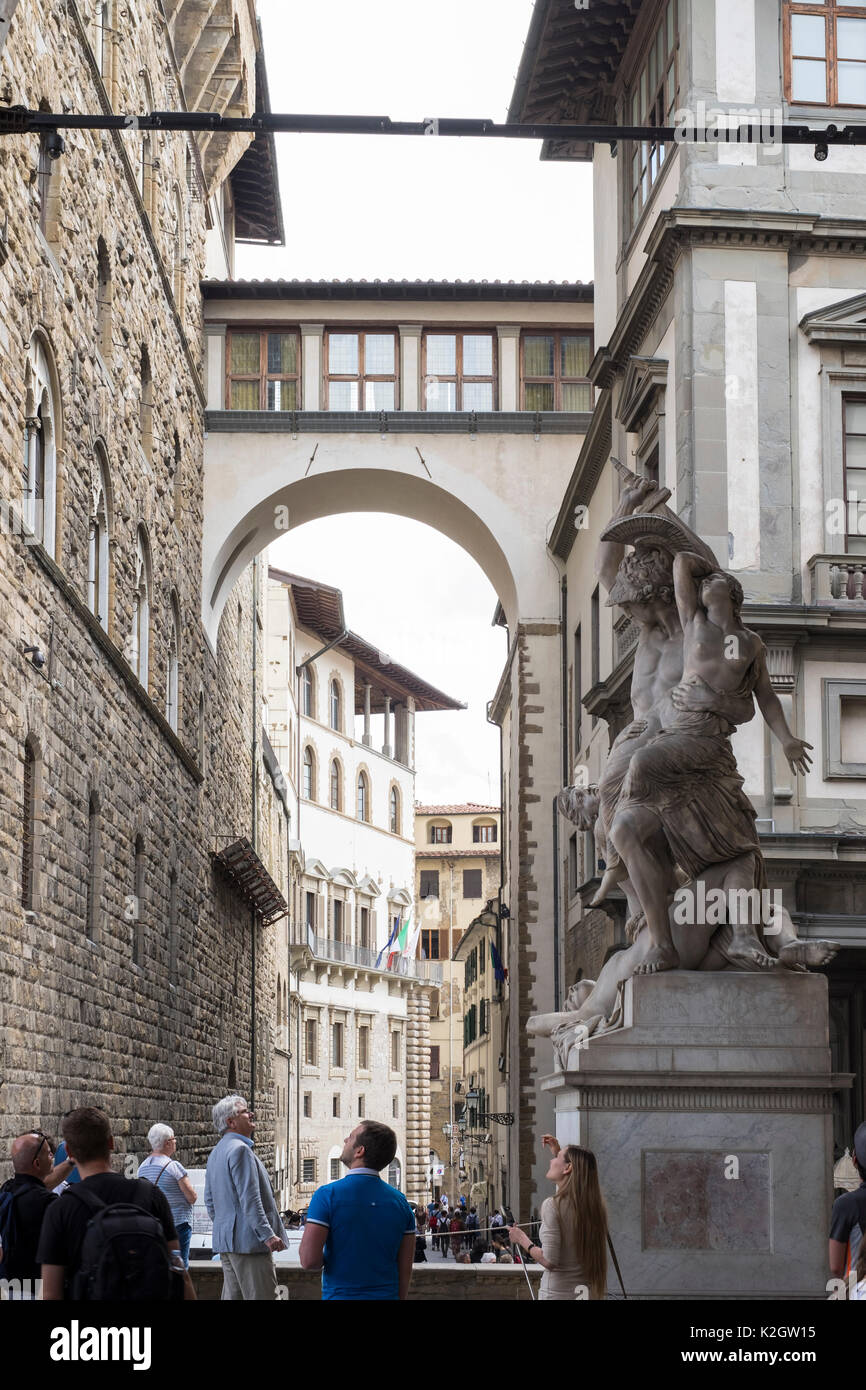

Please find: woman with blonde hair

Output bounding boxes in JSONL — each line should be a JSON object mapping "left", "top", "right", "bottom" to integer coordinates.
{"left": 507, "top": 1135, "right": 608, "bottom": 1300}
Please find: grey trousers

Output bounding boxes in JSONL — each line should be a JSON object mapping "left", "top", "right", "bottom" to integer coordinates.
{"left": 220, "top": 1251, "right": 279, "bottom": 1300}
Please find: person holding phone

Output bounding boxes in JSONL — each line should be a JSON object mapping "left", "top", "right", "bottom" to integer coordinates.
{"left": 507, "top": 1135, "right": 609, "bottom": 1300}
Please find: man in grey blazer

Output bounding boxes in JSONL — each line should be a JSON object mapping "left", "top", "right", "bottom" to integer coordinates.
{"left": 204, "top": 1095, "right": 288, "bottom": 1300}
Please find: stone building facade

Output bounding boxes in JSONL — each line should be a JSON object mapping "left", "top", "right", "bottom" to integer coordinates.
{"left": 0, "top": 0, "right": 286, "bottom": 1177}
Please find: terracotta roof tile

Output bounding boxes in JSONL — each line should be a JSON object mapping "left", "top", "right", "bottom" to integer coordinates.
{"left": 414, "top": 803, "right": 500, "bottom": 815}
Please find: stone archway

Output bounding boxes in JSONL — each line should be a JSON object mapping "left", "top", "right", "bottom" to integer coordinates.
{"left": 203, "top": 421, "right": 576, "bottom": 1217}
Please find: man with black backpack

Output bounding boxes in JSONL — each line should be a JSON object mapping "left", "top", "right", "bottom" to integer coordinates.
{"left": 0, "top": 1130, "right": 56, "bottom": 1296}
{"left": 36, "top": 1107, "right": 196, "bottom": 1301}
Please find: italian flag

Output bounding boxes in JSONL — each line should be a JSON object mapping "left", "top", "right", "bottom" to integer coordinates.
{"left": 388, "top": 914, "right": 420, "bottom": 968}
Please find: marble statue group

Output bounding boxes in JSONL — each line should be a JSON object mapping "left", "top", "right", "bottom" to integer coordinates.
{"left": 530, "top": 463, "right": 838, "bottom": 1062}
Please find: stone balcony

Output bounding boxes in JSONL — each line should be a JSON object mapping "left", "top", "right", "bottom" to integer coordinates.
{"left": 807, "top": 553, "right": 866, "bottom": 605}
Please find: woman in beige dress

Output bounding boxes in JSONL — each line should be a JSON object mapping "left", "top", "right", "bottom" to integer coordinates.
{"left": 507, "top": 1135, "right": 608, "bottom": 1300}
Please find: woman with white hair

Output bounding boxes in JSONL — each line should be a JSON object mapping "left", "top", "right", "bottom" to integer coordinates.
{"left": 138, "top": 1123, "right": 198, "bottom": 1267}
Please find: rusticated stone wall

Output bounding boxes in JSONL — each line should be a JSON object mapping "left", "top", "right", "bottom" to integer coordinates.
{"left": 0, "top": 0, "right": 277, "bottom": 1178}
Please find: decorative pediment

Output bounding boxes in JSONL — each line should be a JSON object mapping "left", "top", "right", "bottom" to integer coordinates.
{"left": 800, "top": 291, "right": 866, "bottom": 346}
{"left": 303, "top": 857, "right": 329, "bottom": 881}
{"left": 389, "top": 886, "right": 414, "bottom": 908}
{"left": 329, "top": 866, "right": 359, "bottom": 888}
{"left": 616, "top": 356, "right": 668, "bottom": 433}
{"left": 356, "top": 874, "right": 381, "bottom": 898}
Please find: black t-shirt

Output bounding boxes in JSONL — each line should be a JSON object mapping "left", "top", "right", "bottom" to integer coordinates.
{"left": 36, "top": 1173, "right": 177, "bottom": 1289}
{"left": 0, "top": 1174, "right": 54, "bottom": 1280}
{"left": 830, "top": 1182, "right": 866, "bottom": 1267}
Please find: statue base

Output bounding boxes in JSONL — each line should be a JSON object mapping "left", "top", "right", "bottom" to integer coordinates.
{"left": 542, "top": 971, "right": 846, "bottom": 1299}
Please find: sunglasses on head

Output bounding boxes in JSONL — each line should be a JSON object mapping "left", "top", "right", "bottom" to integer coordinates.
{"left": 30, "top": 1130, "right": 53, "bottom": 1160}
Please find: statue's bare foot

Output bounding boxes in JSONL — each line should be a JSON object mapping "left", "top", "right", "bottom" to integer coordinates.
{"left": 590, "top": 862, "right": 627, "bottom": 906}
{"left": 727, "top": 937, "right": 778, "bottom": 971}
{"left": 778, "top": 939, "right": 840, "bottom": 970}
{"left": 634, "top": 944, "right": 680, "bottom": 975}
{"left": 625, "top": 910, "right": 646, "bottom": 943}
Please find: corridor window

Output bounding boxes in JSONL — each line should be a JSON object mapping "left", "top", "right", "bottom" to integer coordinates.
{"left": 325, "top": 331, "right": 397, "bottom": 410}
{"left": 627, "top": 0, "right": 678, "bottom": 230}
{"left": 423, "top": 332, "right": 495, "bottom": 410}
{"left": 227, "top": 330, "right": 300, "bottom": 410}
{"left": 786, "top": 1, "right": 866, "bottom": 106}
{"left": 522, "top": 332, "right": 593, "bottom": 411}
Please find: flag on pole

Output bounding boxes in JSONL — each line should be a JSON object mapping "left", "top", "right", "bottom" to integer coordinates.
{"left": 376, "top": 915, "right": 402, "bottom": 969}
{"left": 387, "top": 913, "right": 414, "bottom": 970}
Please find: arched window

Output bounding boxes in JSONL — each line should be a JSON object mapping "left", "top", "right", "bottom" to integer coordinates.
{"left": 303, "top": 746, "right": 314, "bottom": 800}
{"left": 166, "top": 593, "right": 180, "bottom": 733}
{"left": 24, "top": 333, "right": 59, "bottom": 557}
{"left": 96, "top": 236, "right": 112, "bottom": 358}
{"left": 88, "top": 444, "right": 111, "bottom": 631}
{"left": 330, "top": 679, "right": 341, "bottom": 732}
{"left": 132, "top": 834, "right": 145, "bottom": 965}
{"left": 139, "top": 345, "right": 153, "bottom": 459}
{"left": 22, "top": 738, "right": 37, "bottom": 909}
{"left": 302, "top": 666, "right": 313, "bottom": 717}
{"left": 85, "top": 791, "right": 100, "bottom": 940}
{"left": 329, "top": 759, "right": 341, "bottom": 811}
{"left": 389, "top": 785, "right": 400, "bottom": 835}
{"left": 356, "top": 771, "right": 369, "bottom": 823}
{"left": 131, "top": 526, "right": 151, "bottom": 689}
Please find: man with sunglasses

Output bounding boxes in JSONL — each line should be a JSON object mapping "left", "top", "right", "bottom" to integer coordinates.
{"left": 0, "top": 1131, "right": 56, "bottom": 1292}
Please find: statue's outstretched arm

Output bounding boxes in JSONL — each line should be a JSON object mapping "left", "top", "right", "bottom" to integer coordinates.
{"left": 754, "top": 654, "right": 813, "bottom": 775}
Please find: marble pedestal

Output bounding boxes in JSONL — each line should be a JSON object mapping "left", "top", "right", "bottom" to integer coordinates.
{"left": 543, "top": 971, "right": 847, "bottom": 1299}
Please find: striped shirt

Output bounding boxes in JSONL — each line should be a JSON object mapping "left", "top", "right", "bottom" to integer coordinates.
{"left": 137, "top": 1155, "right": 194, "bottom": 1227}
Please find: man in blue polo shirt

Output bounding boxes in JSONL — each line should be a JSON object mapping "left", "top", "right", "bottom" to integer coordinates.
{"left": 299, "top": 1120, "right": 416, "bottom": 1300}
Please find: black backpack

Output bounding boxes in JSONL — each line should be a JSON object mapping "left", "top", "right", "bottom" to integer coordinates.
{"left": 68, "top": 1179, "right": 176, "bottom": 1301}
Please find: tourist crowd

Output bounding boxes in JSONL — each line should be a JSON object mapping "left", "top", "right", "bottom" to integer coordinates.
{"left": 2, "top": 1108, "right": 865, "bottom": 1301}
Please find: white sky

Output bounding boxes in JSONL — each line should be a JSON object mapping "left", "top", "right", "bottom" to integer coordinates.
{"left": 239, "top": 1, "right": 593, "bottom": 804}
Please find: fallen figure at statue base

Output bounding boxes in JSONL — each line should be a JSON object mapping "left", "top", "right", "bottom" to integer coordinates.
{"left": 527, "top": 852, "right": 839, "bottom": 1069}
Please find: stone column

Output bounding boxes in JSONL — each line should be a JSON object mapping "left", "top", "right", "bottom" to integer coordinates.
{"left": 205, "top": 323, "right": 226, "bottom": 411}
{"left": 382, "top": 695, "right": 392, "bottom": 759}
{"left": 405, "top": 984, "right": 432, "bottom": 1204}
{"left": 301, "top": 324, "right": 324, "bottom": 410}
{"left": 399, "top": 324, "right": 422, "bottom": 410}
{"left": 363, "top": 681, "right": 372, "bottom": 747}
{"left": 496, "top": 325, "right": 521, "bottom": 411}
